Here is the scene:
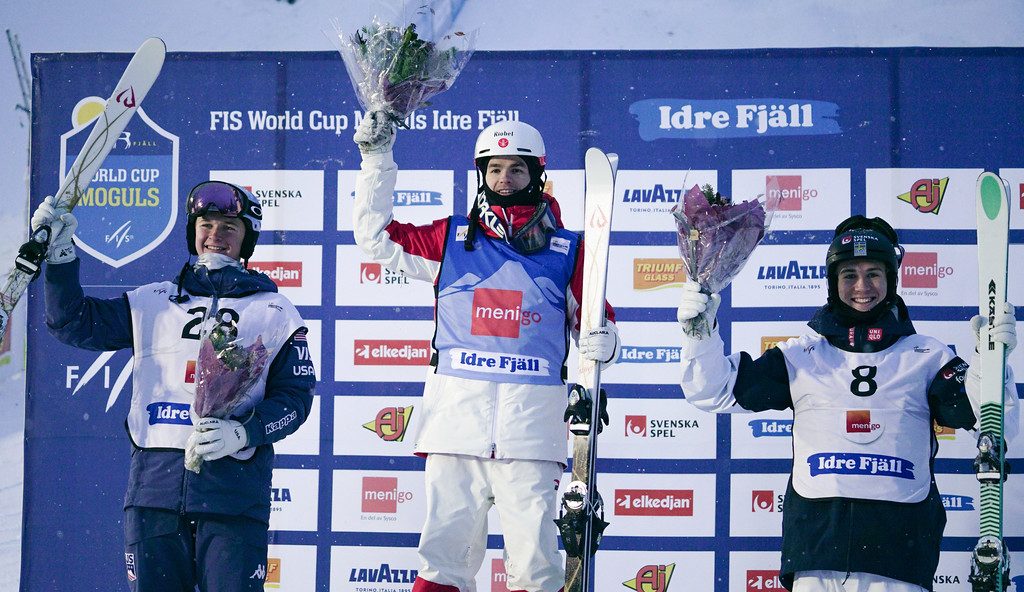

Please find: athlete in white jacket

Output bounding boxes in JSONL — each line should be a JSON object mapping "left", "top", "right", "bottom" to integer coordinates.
{"left": 677, "top": 215, "right": 1018, "bottom": 592}
{"left": 353, "top": 112, "right": 618, "bottom": 592}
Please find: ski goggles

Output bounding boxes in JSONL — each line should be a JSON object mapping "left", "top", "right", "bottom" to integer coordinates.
{"left": 508, "top": 201, "right": 557, "bottom": 254}
{"left": 186, "top": 181, "right": 250, "bottom": 218}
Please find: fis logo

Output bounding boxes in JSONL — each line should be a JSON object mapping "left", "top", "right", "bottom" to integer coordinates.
{"left": 897, "top": 177, "right": 948, "bottom": 215}
{"left": 760, "top": 336, "right": 797, "bottom": 354}
{"left": 614, "top": 489, "right": 693, "bottom": 516}
{"left": 104, "top": 221, "right": 134, "bottom": 248}
{"left": 353, "top": 340, "right": 431, "bottom": 366}
{"left": 471, "top": 288, "right": 541, "bottom": 338}
{"left": 633, "top": 258, "right": 686, "bottom": 290}
{"left": 747, "top": 570, "right": 786, "bottom": 592}
{"left": 363, "top": 406, "right": 414, "bottom": 442}
{"left": 766, "top": 175, "right": 818, "bottom": 211}
{"left": 249, "top": 261, "right": 303, "bottom": 288}
{"left": 623, "top": 563, "right": 675, "bottom": 592}
{"left": 361, "top": 476, "right": 413, "bottom": 513}
{"left": 901, "top": 252, "right": 953, "bottom": 289}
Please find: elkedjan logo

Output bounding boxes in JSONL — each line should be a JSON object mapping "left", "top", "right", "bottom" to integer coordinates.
{"left": 249, "top": 261, "right": 302, "bottom": 288}
{"left": 896, "top": 178, "right": 948, "bottom": 214}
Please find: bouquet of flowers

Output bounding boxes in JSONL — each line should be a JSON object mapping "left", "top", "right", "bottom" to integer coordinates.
{"left": 326, "top": 2, "right": 477, "bottom": 126}
{"left": 672, "top": 184, "right": 779, "bottom": 337}
{"left": 185, "top": 321, "right": 269, "bottom": 473}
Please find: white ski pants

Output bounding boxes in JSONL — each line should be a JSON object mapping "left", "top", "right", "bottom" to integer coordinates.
{"left": 793, "top": 571, "right": 927, "bottom": 592}
{"left": 416, "top": 453, "right": 564, "bottom": 592}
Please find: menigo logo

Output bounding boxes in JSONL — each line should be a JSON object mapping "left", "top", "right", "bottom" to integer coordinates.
{"left": 845, "top": 409, "right": 883, "bottom": 444}
{"left": 491, "top": 558, "right": 510, "bottom": 592}
{"left": 63, "top": 99, "right": 178, "bottom": 268}
{"left": 614, "top": 489, "right": 693, "bottom": 516}
{"left": 348, "top": 563, "right": 418, "bottom": 584}
{"left": 471, "top": 288, "right": 541, "bottom": 338}
{"left": 361, "top": 476, "right": 413, "bottom": 513}
{"left": 623, "top": 563, "right": 675, "bottom": 592}
{"left": 901, "top": 251, "right": 953, "bottom": 289}
{"left": 353, "top": 340, "right": 430, "bottom": 366}
{"left": 766, "top": 175, "right": 818, "bottom": 211}
{"left": 619, "top": 346, "right": 681, "bottom": 363}
{"left": 747, "top": 570, "right": 786, "bottom": 592}
{"left": 363, "top": 406, "right": 414, "bottom": 442}
{"left": 940, "top": 493, "right": 976, "bottom": 511}
{"left": 146, "top": 402, "right": 191, "bottom": 426}
{"left": 751, "top": 489, "right": 784, "bottom": 513}
{"left": 633, "top": 258, "right": 686, "bottom": 290}
{"left": 249, "top": 261, "right": 303, "bottom": 288}
{"left": 393, "top": 190, "right": 443, "bottom": 206}
{"left": 359, "top": 262, "right": 410, "bottom": 286}
{"left": 748, "top": 419, "right": 793, "bottom": 437}
{"left": 896, "top": 178, "right": 948, "bottom": 215}
{"left": 760, "top": 336, "right": 797, "bottom": 354}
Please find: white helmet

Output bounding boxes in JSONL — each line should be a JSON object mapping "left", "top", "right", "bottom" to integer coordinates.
{"left": 474, "top": 120, "right": 546, "bottom": 166}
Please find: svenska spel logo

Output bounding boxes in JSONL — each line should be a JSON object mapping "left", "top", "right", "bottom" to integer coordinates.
{"left": 625, "top": 415, "right": 647, "bottom": 437}
{"left": 751, "top": 489, "right": 776, "bottom": 513}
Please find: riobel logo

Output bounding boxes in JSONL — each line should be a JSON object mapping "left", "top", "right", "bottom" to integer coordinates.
{"left": 749, "top": 419, "right": 793, "bottom": 437}
{"left": 361, "top": 476, "right": 413, "bottom": 513}
{"left": 756, "top": 261, "right": 826, "bottom": 280}
{"left": 747, "top": 570, "right": 786, "bottom": 592}
{"left": 362, "top": 406, "right": 414, "bottom": 442}
{"left": 614, "top": 489, "right": 693, "bottom": 516}
{"left": 620, "top": 185, "right": 683, "bottom": 204}
{"left": 348, "top": 563, "right": 418, "bottom": 584}
{"left": 353, "top": 340, "right": 430, "bottom": 366}
{"left": 633, "top": 259, "right": 686, "bottom": 290}
{"left": 628, "top": 98, "right": 841, "bottom": 140}
{"left": 623, "top": 564, "right": 675, "bottom": 592}
{"left": 940, "top": 494, "right": 975, "bottom": 511}
{"left": 896, "top": 178, "right": 948, "bottom": 214}
{"left": 618, "top": 346, "right": 681, "bottom": 363}
{"left": 393, "top": 190, "right": 443, "bottom": 206}
{"left": 807, "top": 453, "right": 914, "bottom": 479}
{"left": 471, "top": 288, "right": 540, "bottom": 338}
{"left": 249, "top": 261, "right": 302, "bottom": 288}
{"left": 766, "top": 175, "right": 818, "bottom": 211}
{"left": 900, "top": 252, "right": 953, "bottom": 289}
{"left": 146, "top": 402, "right": 192, "bottom": 426}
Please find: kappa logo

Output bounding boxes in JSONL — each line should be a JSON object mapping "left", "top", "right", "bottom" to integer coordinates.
{"left": 623, "top": 563, "right": 675, "bottom": 592}
{"left": 363, "top": 406, "right": 414, "bottom": 442}
{"left": 249, "top": 563, "right": 266, "bottom": 580}
{"left": 766, "top": 175, "right": 817, "bottom": 211}
{"left": 896, "top": 177, "right": 948, "bottom": 215}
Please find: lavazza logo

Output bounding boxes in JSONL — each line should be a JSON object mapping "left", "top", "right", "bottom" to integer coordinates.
{"left": 900, "top": 251, "right": 953, "bottom": 290}
{"left": 614, "top": 488, "right": 693, "bottom": 516}
{"left": 249, "top": 260, "right": 303, "bottom": 288}
{"left": 353, "top": 339, "right": 431, "bottom": 366}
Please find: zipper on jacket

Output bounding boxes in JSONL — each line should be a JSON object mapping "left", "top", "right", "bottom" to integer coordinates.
{"left": 489, "top": 388, "right": 500, "bottom": 459}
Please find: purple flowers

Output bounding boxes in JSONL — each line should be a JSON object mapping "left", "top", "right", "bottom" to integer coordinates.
{"left": 672, "top": 184, "right": 775, "bottom": 336}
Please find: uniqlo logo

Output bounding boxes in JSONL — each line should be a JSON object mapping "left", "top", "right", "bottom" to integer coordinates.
{"left": 361, "top": 476, "right": 400, "bottom": 513}
{"left": 471, "top": 288, "right": 523, "bottom": 338}
{"left": 751, "top": 490, "right": 775, "bottom": 512}
{"left": 625, "top": 415, "right": 647, "bottom": 437}
{"left": 491, "top": 558, "right": 510, "bottom": 592}
{"left": 747, "top": 570, "right": 785, "bottom": 592}
{"left": 184, "top": 360, "right": 196, "bottom": 384}
{"left": 867, "top": 328, "right": 883, "bottom": 342}
{"left": 767, "top": 175, "right": 805, "bottom": 211}
{"left": 360, "top": 262, "right": 382, "bottom": 284}
{"left": 847, "top": 409, "right": 872, "bottom": 433}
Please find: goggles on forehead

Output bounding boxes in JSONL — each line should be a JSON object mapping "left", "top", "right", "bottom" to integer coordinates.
{"left": 186, "top": 181, "right": 248, "bottom": 217}
{"left": 507, "top": 201, "right": 557, "bottom": 254}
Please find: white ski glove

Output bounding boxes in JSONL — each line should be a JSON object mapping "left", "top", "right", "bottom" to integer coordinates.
{"left": 190, "top": 417, "right": 249, "bottom": 461}
{"left": 677, "top": 280, "right": 721, "bottom": 338}
{"left": 29, "top": 195, "right": 77, "bottom": 264}
{"left": 579, "top": 322, "right": 620, "bottom": 365}
{"left": 970, "top": 302, "right": 1017, "bottom": 355}
{"left": 353, "top": 110, "right": 396, "bottom": 154}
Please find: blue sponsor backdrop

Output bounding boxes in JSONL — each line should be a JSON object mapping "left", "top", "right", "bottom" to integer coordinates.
{"left": 25, "top": 49, "right": 1024, "bottom": 591}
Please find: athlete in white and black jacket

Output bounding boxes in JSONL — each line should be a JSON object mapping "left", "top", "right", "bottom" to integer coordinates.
{"left": 677, "top": 215, "right": 1018, "bottom": 592}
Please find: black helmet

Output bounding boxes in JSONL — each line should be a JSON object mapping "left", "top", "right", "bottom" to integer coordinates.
{"left": 185, "top": 181, "right": 263, "bottom": 260}
{"left": 825, "top": 215, "right": 904, "bottom": 305}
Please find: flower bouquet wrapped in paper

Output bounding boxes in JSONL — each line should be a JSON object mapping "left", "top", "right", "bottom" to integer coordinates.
{"left": 326, "top": 1, "right": 477, "bottom": 126}
{"left": 672, "top": 184, "right": 779, "bottom": 337}
{"left": 185, "top": 321, "right": 269, "bottom": 473}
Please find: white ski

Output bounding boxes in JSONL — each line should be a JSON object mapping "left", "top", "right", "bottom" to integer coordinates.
{"left": 969, "top": 171, "right": 1011, "bottom": 592}
{"left": 0, "top": 37, "right": 166, "bottom": 338}
{"left": 556, "top": 147, "right": 617, "bottom": 592}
